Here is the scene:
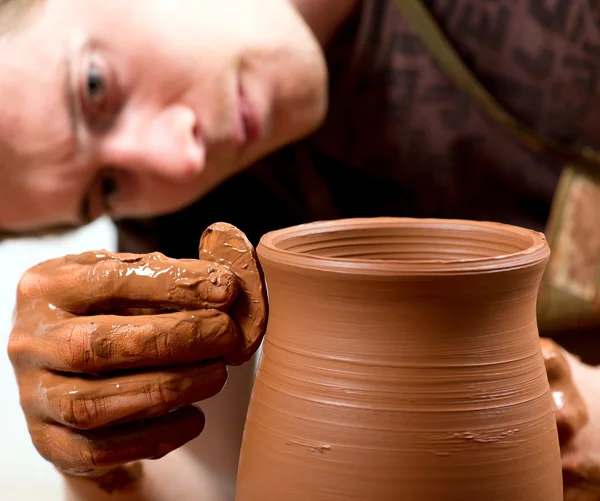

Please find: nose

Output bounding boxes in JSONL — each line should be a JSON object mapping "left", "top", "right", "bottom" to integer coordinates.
{"left": 100, "top": 105, "right": 205, "bottom": 181}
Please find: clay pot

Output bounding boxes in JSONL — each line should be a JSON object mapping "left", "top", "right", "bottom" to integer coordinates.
{"left": 236, "top": 218, "right": 562, "bottom": 500}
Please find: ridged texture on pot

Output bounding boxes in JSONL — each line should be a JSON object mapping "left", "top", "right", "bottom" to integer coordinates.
{"left": 236, "top": 218, "right": 562, "bottom": 501}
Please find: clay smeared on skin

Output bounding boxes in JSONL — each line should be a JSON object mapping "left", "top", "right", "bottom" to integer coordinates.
{"left": 199, "top": 222, "right": 268, "bottom": 365}
{"left": 41, "top": 251, "right": 239, "bottom": 314}
{"left": 9, "top": 223, "right": 268, "bottom": 492}
{"left": 236, "top": 218, "right": 563, "bottom": 501}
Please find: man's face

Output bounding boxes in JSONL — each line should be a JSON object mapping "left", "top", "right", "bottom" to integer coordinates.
{"left": 0, "top": 0, "right": 327, "bottom": 231}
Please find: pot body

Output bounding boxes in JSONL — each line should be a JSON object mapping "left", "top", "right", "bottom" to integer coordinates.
{"left": 236, "top": 218, "right": 562, "bottom": 501}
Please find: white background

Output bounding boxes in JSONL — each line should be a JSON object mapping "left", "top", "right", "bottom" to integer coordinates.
{"left": 0, "top": 217, "right": 117, "bottom": 501}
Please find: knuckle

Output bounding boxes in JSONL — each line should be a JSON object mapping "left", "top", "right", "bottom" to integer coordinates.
{"left": 90, "top": 261, "right": 119, "bottom": 293}
{"left": 73, "top": 258, "right": 120, "bottom": 298}
{"left": 57, "top": 394, "right": 78, "bottom": 427}
{"left": 7, "top": 332, "right": 29, "bottom": 368}
{"left": 16, "top": 269, "right": 42, "bottom": 301}
{"left": 58, "top": 393, "right": 103, "bottom": 430}
{"left": 151, "top": 326, "right": 174, "bottom": 360}
{"left": 77, "top": 439, "right": 103, "bottom": 469}
{"left": 30, "top": 423, "right": 62, "bottom": 466}
{"left": 61, "top": 323, "right": 95, "bottom": 373}
{"left": 138, "top": 322, "right": 173, "bottom": 361}
{"left": 146, "top": 376, "right": 180, "bottom": 408}
{"left": 197, "top": 312, "right": 237, "bottom": 347}
{"left": 72, "top": 250, "right": 110, "bottom": 264}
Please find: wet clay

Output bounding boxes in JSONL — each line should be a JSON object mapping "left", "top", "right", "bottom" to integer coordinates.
{"left": 9, "top": 223, "right": 267, "bottom": 491}
{"left": 236, "top": 218, "right": 563, "bottom": 501}
{"left": 41, "top": 250, "right": 240, "bottom": 315}
{"left": 199, "top": 222, "right": 268, "bottom": 365}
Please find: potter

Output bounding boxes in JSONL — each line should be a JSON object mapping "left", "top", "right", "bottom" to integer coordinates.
{"left": 3, "top": 0, "right": 600, "bottom": 500}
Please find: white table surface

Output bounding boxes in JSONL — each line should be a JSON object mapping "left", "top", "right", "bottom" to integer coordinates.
{"left": 0, "top": 218, "right": 117, "bottom": 501}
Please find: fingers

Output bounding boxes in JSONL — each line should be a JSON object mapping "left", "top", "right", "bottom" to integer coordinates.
{"left": 31, "top": 309, "right": 237, "bottom": 374}
{"left": 18, "top": 251, "right": 238, "bottom": 315}
{"left": 562, "top": 451, "right": 600, "bottom": 500}
{"left": 35, "top": 362, "right": 226, "bottom": 430}
{"left": 540, "top": 338, "right": 590, "bottom": 446}
{"left": 199, "top": 223, "right": 268, "bottom": 365}
{"left": 34, "top": 406, "right": 205, "bottom": 476}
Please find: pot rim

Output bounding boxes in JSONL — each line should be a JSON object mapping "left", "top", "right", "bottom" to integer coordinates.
{"left": 257, "top": 217, "right": 549, "bottom": 275}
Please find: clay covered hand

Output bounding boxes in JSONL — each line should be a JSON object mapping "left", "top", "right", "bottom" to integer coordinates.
{"left": 8, "top": 223, "right": 266, "bottom": 478}
{"left": 541, "top": 338, "right": 600, "bottom": 500}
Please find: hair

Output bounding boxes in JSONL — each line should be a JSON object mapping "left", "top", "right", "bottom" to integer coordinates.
{"left": 0, "top": 0, "right": 42, "bottom": 34}
{"left": 0, "top": 223, "right": 79, "bottom": 242}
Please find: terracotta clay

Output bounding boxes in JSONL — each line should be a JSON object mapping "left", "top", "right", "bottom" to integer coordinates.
{"left": 236, "top": 217, "right": 562, "bottom": 500}
{"left": 199, "top": 222, "right": 268, "bottom": 365}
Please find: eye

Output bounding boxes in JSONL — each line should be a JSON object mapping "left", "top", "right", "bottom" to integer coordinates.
{"left": 79, "top": 55, "right": 118, "bottom": 125}
{"left": 86, "top": 63, "right": 106, "bottom": 105}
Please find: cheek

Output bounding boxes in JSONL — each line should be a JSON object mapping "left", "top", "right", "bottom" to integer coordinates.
{"left": 0, "top": 169, "right": 88, "bottom": 230}
{"left": 116, "top": 175, "right": 208, "bottom": 218}
{"left": 256, "top": 43, "right": 328, "bottom": 147}
{"left": 0, "top": 58, "right": 74, "bottom": 156}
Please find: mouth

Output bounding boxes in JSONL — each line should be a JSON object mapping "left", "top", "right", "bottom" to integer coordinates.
{"left": 235, "top": 79, "right": 260, "bottom": 151}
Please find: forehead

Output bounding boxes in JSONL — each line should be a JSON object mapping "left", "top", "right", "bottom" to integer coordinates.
{"left": 0, "top": 15, "right": 71, "bottom": 152}
{"left": 49, "top": 0, "right": 219, "bottom": 35}
{"left": 42, "top": 0, "right": 243, "bottom": 69}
